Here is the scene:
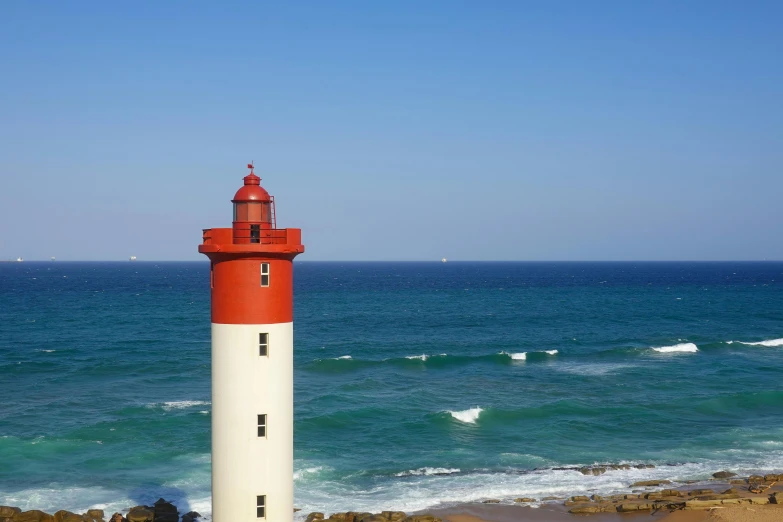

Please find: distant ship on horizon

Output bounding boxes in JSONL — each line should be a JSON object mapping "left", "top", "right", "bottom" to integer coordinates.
{"left": 441, "top": 257, "right": 447, "bottom": 263}
{"left": 129, "top": 256, "right": 137, "bottom": 262}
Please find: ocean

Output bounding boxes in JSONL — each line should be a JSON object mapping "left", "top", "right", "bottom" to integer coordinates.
{"left": 1, "top": 261, "right": 782, "bottom": 519}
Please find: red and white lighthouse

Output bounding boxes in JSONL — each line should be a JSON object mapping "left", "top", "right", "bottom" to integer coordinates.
{"left": 199, "top": 164, "right": 304, "bottom": 522}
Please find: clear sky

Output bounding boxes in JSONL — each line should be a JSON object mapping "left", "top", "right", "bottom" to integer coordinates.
{"left": 1, "top": 1, "right": 781, "bottom": 261}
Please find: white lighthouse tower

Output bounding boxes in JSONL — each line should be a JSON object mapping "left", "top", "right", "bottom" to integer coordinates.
{"left": 199, "top": 164, "right": 305, "bottom": 522}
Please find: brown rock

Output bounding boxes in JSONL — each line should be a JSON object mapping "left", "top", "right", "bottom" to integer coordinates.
{"left": 590, "top": 495, "right": 603, "bottom": 501}
{"left": 402, "top": 517, "right": 441, "bottom": 522}
{"left": 15, "top": 511, "right": 55, "bottom": 522}
{"left": 748, "top": 475, "right": 764, "bottom": 483}
{"left": 348, "top": 512, "right": 372, "bottom": 522}
{"left": 152, "top": 499, "right": 177, "bottom": 522}
{"left": 358, "top": 516, "right": 386, "bottom": 522}
{"left": 125, "top": 507, "right": 153, "bottom": 522}
{"left": 684, "top": 499, "right": 723, "bottom": 509}
{"left": 305, "top": 513, "right": 325, "bottom": 522}
{"left": 328, "top": 514, "right": 347, "bottom": 522}
{"left": 569, "top": 506, "right": 602, "bottom": 514}
{"left": 660, "top": 489, "right": 682, "bottom": 497}
{"left": 569, "top": 496, "right": 590, "bottom": 502}
{"left": 729, "top": 479, "right": 748, "bottom": 485}
{"left": 381, "top": 512, "right": 406, "bottom": 522}
{"left": 540, "top": 496, "right": 561, "bottom": 501}
{"left": 770, "top": 492, "right": 779, "bottom": 504}
{"left": 764, "top": 474, "right": 780, "bottom": 482}
{"left": 688, "top": 489, "right": 714, "bottom": 496}
{"left": 746, "top": 496, "right": 770, "bottom": 505}
{"left": 644, "top": 492, "right": 662, "bottom": 500}
{"left": 181, "top": 512, "right": 201, "bottom": 522}
{"left": 53, "top": 511, "right": 85, "bottom": 522}
{"left": 712, "top": 471, "right": 737, "bottom": 479}
{"left": 631, "top": 480, "right": 671, "bottom": 487}
{"left": 481, "top": 499, "right": 500, "bottom": 504}
{"left": 0, "top": 508, "right": 21, "bottom": 518}
{"left": 722, "top": 488, "right": 738, "bottom": 495}
{"left": 616, "top": 503, "right": 652, "bottom": 512}
{"left": 86, "top": 509, "right": 104, "bottom": 522}
{"left": 109, "top": 513, "right": 125, "bottom": 522}
{"left": 513, "top": 498, "right": 536, "bottom": 503}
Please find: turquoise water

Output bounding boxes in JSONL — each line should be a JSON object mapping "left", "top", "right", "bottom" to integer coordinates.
{"left": 1, "top": 262, "right": 782, "bottom": 518}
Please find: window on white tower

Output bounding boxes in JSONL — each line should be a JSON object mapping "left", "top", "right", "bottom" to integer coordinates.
{"left": 256, "top": 495, "right": 266, "bottom": 518}
{"left": 260, "top": 263, "right": 270, "bottom": 287}
{"left": 259, "top": 333, "right": 269, "bottom": 356}
{"left": 257, "top": 414, "right": 267, "bottom": 437}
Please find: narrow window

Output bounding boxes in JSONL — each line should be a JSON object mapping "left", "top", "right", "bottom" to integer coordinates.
{"left": 210, "top": 262, "right": 214, "bottom": 289}
{"left": 260, "top": 263, "right": 270, "bottom": 287}
{"left": 256, "top": 495, "right": 265, "bottom": 518}
{"left": 257, "top": 414, "right": 266, "bottom": 437}
{"left": 250, "top": 224, "right": 261, "bottom": 243}
{"left": 259, "top": 333, "right": 268, "bottom": 356}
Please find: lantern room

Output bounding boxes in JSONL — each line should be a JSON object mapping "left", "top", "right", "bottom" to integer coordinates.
{"left": 232, "top": 164, "right": 277, "bottom": 244}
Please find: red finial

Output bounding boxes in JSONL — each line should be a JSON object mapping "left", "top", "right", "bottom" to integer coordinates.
{"left": 248, "top": 162, "right": 254, "bottom": 174}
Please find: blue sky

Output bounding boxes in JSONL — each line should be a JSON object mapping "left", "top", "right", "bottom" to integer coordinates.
{"left": 1, "top": 1, "right": 781, "bottom": 261}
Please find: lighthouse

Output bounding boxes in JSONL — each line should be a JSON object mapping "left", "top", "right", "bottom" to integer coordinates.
{"left": 199, "top": 164, "right": 304, "bottom": 522}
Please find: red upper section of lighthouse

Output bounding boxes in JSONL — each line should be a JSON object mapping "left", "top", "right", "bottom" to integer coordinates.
{"left": 199, "top": 163, "right": 304, "bottom": 325}
{"left": 232, "top": 165, "right": 271, "bottom": 203}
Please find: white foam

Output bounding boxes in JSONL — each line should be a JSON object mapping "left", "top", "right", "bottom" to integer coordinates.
{"left": 556, "top": 363, "right": 637, "bottom": 376}
{"left": 406, "top": 355, "right": 428, "bottom": 361}
{"left": 157, "top": 400, "right": 210, "bottom": 411}
{"left": 544, "top": 350, "right": 558, "bottom": 355}
{"left": 652, "top": 343, "right": 699, "bottom": 353}
{"left": 449, "top": 407, "right": 483, "bottom": 424}
{"left": 395, "top": 467, "right": 461, "bottom": 477}
{"left": 735, "top": 338, "right": 783, "bottom": 347}
{"left": 334, "top": 355, "right": 352, "bottom": 360}
{"left": 294, "top": 466, "right": 325, "bottom": 480}
{"left": 501, "top": 351, "right": 527, "bottom": 360}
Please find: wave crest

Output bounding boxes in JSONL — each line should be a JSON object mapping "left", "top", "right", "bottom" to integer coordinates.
{"left": 652, "top": 343, "right": 698, "bottom": 353}
{"left": 734, "top": 338, "right": 783, "bottom": 347}
{"left": 449, "top": 407, "right": 483, "bottom": 424}
{"left": 394, "top": 467, "right": 461, "bottom": 477}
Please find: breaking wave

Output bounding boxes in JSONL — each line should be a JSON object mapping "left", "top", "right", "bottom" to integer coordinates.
{"left": 731, "top": 338, "right": 783, "bottom": 347}
{"left": 448, "top": 407, "right": 483, "bottom": 424}
{"left": 652, "top": 343, "right": 699, "bottom": 353}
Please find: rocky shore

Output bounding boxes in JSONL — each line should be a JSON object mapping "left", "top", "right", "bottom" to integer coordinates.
{"left": 1, "top": 470, "right": 781, "bottom": 522}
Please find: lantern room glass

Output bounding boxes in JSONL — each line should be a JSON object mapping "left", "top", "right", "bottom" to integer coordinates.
{"left": 234, "top": 202, "right": 271, "bottom": 223}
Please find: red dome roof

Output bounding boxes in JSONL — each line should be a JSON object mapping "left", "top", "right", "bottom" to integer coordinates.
{"left": 232, "top": 172, "right": 271, "bottom": 202}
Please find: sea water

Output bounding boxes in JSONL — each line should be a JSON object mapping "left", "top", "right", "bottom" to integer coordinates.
{"left": 1, "top": 262, "right": 782, "bottom": 518}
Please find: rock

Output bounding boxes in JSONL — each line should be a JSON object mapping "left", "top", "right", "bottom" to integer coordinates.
{"left": 0, "top": 508, "right": 21, "bottom": 518}
{"left": 579, "top": 467, "right": 592, "bottom": 475}
{"left": 623, "top": 494, "right": 639, "bottom": 500}
{"left": 644, "top": 492, "right": 662, "bottom": 500}
{"left": 358, "top": 516, "right": 386, "bottom": 522}
{"left": 109, "top": 513, "right": 125, "bottom": 522}
{"left": 181, "top": 512, "right": 201, "bottom": 522}
{"left": 305, "top": 513, "right": 325, "bottom": 522}
{"left": 540, "top": 496, "right": 561, "bottom": 501}
{"left": 380, "top": 512, "right": 406, "bottom": 522}
{"left": 569, "top": 506, "right": 602, "bottom": 514}
{"left": 590, "top": 495, "right": 603, "bottom": 502}
{"left": 152, "top": 499, "right": 177, "bottom": 522}
{"left": 630, "top": 480, "right": 670, "bottom": 487}
{"left": 616, "top": 503, "right": 652, "bottom": 512}
{"left": 712, "top": 471, "right": 737, "bottom": 479}
{"left": 481, "top": 499, "right": 500, "bottom": 504}
{"left": 746, "top": 496, "right": 770, "bottom": 505}
{"left": 569, "top": 496, "right": 590, "bottom": 502}
{"left": 722, "top": 488, "right": 738, "bottom": 495}
{"left": 729, "top": 479, "right": 747, "bottom": 485}
{"left": 688, "top": 489, "right": 714, "bottom": 496}
{"left": 125, "top": 507, "right": 153, "bottom": 522}
{"left": 513, "top": 498, "right": 536, "bottom": 503}
{"left": 748, "top": 475, "right": 765, "bottom": 483}
{"left": 592, "top": 467, "right": 606, "bottom": 475}
{"left": 402, "top": 517, "right": 441, "bottom": 522}
{"left": 53, "top": 511, "right": 86, "bottom": 522}
{"left": 771, "top": 492, "right": 779, "bottom": 504}
{"left": 329, "top": 514, "right": 347, "bottom": 522}
{"left": 692, "top": 494, "right": 740, "bottom": 501}
{"left": 660, "top": 489, "right": 682, "bottom": 497}
{"left": 684, "top": 499, "right": 724, "bottom": 509}
{"left": 86, "top": 510, "right": 104, "bottom": 522}
{"left": 15, "top": 511, "right": 55, "bottom": 522}
{"left": 347, "top": 512, "right": 372, "bottom": 522}
{"left": 764, "top": 474, "right": 780, "bottom": 482}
